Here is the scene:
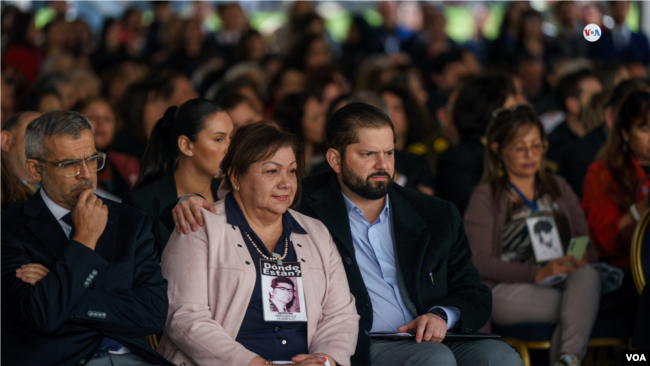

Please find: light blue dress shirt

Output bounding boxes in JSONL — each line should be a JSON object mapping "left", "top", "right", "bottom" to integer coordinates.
{"left": 342, "top": 192, "right": 459, "bottom": 332}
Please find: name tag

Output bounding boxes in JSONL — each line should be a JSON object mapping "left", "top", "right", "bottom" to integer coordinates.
{"left": 261, "top": 260, "right": 307, "bottom": 322}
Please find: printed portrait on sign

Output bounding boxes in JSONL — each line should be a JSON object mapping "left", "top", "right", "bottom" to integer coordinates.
{"left": 525, "top": 216, "right": 564, "bottom": 262}
{"left": 268, "top": 277, "right": 301, "bottom": 313}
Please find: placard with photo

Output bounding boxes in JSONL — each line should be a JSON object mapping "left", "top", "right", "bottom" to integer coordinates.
{"left": 261, "top": 260, "right": 307, "bottom": 322}
{"left": 525, "top": 216, "right": 564, "bottom": 262}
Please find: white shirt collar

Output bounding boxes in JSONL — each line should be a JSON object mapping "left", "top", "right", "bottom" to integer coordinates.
{"left": 40, "top": 188, "right": 71, "bottom": 222}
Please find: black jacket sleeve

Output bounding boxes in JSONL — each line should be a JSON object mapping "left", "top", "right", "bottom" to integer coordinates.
{"left": 2, "top": 238, "right": 110, "bottom": 335}
{"left": 69, "top": 214, "right": 168, "bottom": 337}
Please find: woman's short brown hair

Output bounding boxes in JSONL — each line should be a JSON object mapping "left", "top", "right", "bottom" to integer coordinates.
{"left": 221, "top": 122, "right": 304, "bottom": 209}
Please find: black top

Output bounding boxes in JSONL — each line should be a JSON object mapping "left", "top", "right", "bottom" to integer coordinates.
{"left": 224, "top": 193, "right": 309, "bottom": 361}
{"left": 122, "top": 173, "right": 221, "bottom": 258}
{"left": 435, "top": 140, "right": 485, "bottom": 215}
{"left": 547, "top": 121, "right": 579, "bottom": 166}
{"left": 299, "top": 172, "right": 491, "bottom": 365}
{"left": 557, "top": 125, "right": 607, "bottom": 198}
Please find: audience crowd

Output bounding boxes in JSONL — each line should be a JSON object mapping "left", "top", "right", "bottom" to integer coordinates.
{"left": 1, "top": 1, "right": 649, "bottom": 366}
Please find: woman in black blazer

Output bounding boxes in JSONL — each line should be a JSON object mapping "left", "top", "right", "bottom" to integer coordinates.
{"left": 122, "top": 99, "right": 233, "bottom": 256}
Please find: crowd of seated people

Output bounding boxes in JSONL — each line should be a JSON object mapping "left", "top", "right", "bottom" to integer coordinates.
{"left": 1, "top": 1, "right": 648, "bottom": 365}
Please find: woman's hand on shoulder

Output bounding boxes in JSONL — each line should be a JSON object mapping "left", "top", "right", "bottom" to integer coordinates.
{"left": 172, "top": 195, "right": 216, "bottom": 234}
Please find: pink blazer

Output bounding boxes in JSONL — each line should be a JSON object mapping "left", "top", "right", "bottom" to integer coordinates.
{"left": 157, "top": 200, "right": 359, "bottom": 366}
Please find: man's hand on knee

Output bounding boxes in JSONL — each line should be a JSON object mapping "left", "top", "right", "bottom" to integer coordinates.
{"left": 398, "top": 313, "right": 447, "bottom": 343}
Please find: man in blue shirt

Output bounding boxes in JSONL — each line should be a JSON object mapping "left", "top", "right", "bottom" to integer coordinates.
{"left": 172, "top": 103, "right": 523, "bottom": 365}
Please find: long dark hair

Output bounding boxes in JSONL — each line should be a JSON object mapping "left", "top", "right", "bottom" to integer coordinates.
{"left": 481, "top": 104, "right": 561, "bottom": 203}
{"left": 453, "top": 74, "right": 516, "bottom": 143}
{"left": 379, "top": 84, "right": 433, "bottom": 147}
{"left": 133, "top": 99, "right": 223, "bottom": 190}
{"left": 597, "top": 89, "right": 650, "bottom": 208}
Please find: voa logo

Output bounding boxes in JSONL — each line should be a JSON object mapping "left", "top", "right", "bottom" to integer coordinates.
{"left": 584, "top": 24, "right": 602, "bottom": 42}
{"left": 625, "top": 354, "right": 647, "bottom": 362}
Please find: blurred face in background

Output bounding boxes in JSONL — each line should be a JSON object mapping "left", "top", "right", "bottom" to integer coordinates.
{"left": 301, "top": 97, "right": 325, "bottom": 145}
{"left": 622, "top": 111, "right": 650, "bottom": 165}
{"left": 169, "top": 76, "right": 199, "bottom": 107}
{"left": 83, "top": 100, "right": 117, "bottom": 151}
{"left": 382, "top": 91, "right": 408, "bottom": 139}
{"left": 227, "top": 100, "right": 262, "bottom": 128}
{"left": 499, "top": 124, "right": 546, "bottom": 180}
{"left": 305, "top": 38, "right": 331, "bottom": 70}
{"left": 578, "top": 77, "right": 603, "bottom": 113}
{"left": 143, "top": 91, "right": 168, "bottom": 140}
{"left": 39, "top": 93, "right": 63, "bottom": 113}
{"left": 610, "top": 1, "right": 630, "bottom": 25}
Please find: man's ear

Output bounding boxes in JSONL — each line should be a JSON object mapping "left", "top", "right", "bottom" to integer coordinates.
{"left": 1, "top": 130, "right": 12, "bottom": 153}
{"left": 25, "top": 159, "right": 43, "bottom": 183}
{"left": 565, "top": 96, "right": 581, "bottom": 117}
{"left": 326, "top": 148, "right": 342, "bottom": 174}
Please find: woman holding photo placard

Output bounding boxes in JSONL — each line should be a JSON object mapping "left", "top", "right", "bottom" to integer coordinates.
{"left": 158, "top": 123, "right": 358, "bottom": 366}
{"left": 464, "top": 104, "right": 599, "bottom": 366}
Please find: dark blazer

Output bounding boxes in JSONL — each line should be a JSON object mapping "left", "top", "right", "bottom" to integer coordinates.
{"left": 557, "top": 126, "right": 607, "bottom": 198}
{"left": 587, "top": 28, "right": 650, "bottom": 65}
{"left": 122, "top": 173, "right": 221, "bottom": 257}
{"left": 1, "top": 190, "right": 172, "bottom": 366}
{"left": 435, "top": 141, "right": 485, "bottom": 216}
{"left": 299, "top": 172, "right": 492, "bottom": 365}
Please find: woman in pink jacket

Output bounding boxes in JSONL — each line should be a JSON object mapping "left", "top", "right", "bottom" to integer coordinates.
{"left": 158, "top": 123, "right": 359, "bottom": 366}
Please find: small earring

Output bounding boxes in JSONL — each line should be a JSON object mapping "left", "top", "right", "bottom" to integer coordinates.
{"left": 189, "top": 151, "right": 192, "bottom": 155}
{"left": 233, "top": 185, "right": 237, "bottom": 189}
{"left": 498, "top": 161, "right": 504, "bottom": 177}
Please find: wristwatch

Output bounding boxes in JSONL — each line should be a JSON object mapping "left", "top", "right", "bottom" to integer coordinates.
{"left": 429, "top": 307, "right": 448, "bottom": 324}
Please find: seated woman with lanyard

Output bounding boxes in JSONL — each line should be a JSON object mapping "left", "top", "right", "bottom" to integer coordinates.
{"left": 157, "top": 123, "right": 359, "bottom": 366}
{"left": 464, "top": 104, "right": 600, "bottom": 366}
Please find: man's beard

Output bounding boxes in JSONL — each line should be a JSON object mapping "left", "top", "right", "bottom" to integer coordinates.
{"left": 341, "top": 160, "right": 393, "bottom": 200}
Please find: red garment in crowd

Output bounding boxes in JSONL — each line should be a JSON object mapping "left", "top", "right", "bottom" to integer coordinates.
{"left": 2, "top": 45, "right": 45, "bottom": 87}
{"left": 581, "top": 154, "right": 649, "bottom": 269}
{"left": 107, "top": 150, "right": 140, "bottom": 189}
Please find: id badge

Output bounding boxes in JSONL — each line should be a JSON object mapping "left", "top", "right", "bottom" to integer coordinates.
{"left": 261, "top": 260, "right": 308, "bottom": 322}
{"left": 525, "top": 216, "right": 564, "bottom": 262}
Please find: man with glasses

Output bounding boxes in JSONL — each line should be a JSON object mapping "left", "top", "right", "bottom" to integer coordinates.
{"left": 1, "top": 110, "right": 172, "bottom": 365}
{"left": 269, "top": 277, "right": 297, "bottom": 313}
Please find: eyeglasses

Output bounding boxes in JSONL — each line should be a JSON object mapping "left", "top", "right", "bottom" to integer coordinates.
{"left": 273, "top": 286, "right": 295, "bottom": 294}
{"left": 38, "top": 152, "right": 106, "bottom": 177}
{"left": 506, "top": 142, "right": 547, "bottom": 156}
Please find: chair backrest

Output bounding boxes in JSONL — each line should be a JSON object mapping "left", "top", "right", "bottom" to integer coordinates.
{"left": 146, "top": 334, "right": 159, "bottom": 351}
{"left": 631, "top": 209, "right": 650, "bottom": 294}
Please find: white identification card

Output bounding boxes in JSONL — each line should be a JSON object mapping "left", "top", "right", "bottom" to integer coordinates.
{"left": 261, "top": 260, "right": 307, "bottom": 322}
{"left": 525, "top": 216, "right": 564, "bottom": 262}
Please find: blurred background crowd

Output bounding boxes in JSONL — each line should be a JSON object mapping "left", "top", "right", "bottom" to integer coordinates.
{"left": 2, "top": 1, "right": 650, "bottom": 363}
{"left": 2, "top": 0, "right": 649, "bottom": 202}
